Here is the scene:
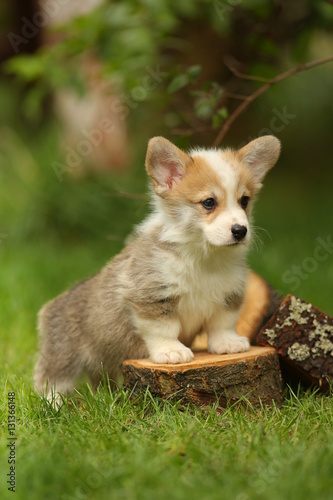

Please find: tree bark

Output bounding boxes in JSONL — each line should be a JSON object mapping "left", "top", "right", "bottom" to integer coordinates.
{"left": 256, "top": 294, "right": 333, "bottom": 390}
{"left": 123, "top": 346, "right": 283, "bottom": 409}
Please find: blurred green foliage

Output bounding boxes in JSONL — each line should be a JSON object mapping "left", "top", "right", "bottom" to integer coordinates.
{"left": 4, "top": 0, "right": 333, "bottom": 131}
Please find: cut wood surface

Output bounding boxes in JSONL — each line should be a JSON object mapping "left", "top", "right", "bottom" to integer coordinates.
{"left": 123, "top": 346, "right": 283, "bottom": 408}
{"left": 256, "top": 294, "right": 333, "bottom": 390}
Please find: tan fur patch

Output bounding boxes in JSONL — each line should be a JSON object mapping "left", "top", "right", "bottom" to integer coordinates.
{"left": 145, "top": 137, "right": 191, "bottom": 193}
{"left": 237, "top": 136, "right": 281, "bottom": 184}
{"left": 234, "top": 164, "right": 259, "bottom": 214}
{"left": 219, "top": 150, "right": 261, "bottom": 212}
{"left": 166, "top": 155, "right": 228, "bottom": 222}
{"left": 168, "top": 150, "right": 261, "bottom": 221}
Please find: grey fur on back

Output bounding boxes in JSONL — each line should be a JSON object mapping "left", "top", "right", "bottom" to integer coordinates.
{"left": 34, "top": 230, "right": 179, "bottom": 394}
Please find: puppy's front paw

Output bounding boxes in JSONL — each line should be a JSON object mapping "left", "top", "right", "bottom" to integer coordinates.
{"left": 151, "top": 343, "right": 194, "bottom": 364}
{"left": 208, "top": 330, "right": 250, "bottom": 355}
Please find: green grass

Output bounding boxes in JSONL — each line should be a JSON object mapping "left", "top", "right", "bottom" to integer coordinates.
{"left": 1, "top": 371, "right": 333, "bottom": 500}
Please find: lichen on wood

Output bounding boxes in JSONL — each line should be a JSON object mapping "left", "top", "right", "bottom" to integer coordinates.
{"left": 256, "top": 294, "right": 333, "bottom": 389}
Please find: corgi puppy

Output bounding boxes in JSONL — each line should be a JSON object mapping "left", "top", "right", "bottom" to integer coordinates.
{"left": 34, "top": 135, "right": 280, "bottom": 400}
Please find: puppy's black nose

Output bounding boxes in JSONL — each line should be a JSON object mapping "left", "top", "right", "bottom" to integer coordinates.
{"left": 231, "top": 224, "right": 247, "bottom": 242}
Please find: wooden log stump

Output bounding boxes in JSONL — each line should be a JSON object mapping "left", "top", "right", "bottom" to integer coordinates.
{"left": 123, "top": 346, "right": 283, "bottom": 409}
{"left": 256, "top": 294, "right": 333, "bottom": 390}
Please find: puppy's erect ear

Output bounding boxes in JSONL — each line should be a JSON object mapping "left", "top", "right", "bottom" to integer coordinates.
{"left": 237, "top": 136, "right": 281, "bottom": 184}
{"left": 145, "top": 137, "right": 191, "bottom": 196}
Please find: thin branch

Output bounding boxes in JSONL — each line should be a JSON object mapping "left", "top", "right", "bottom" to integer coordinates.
{"left": 105, "top": 191, "right": 146, "bottom": 201}
{"left": 223, "top": 92, "right": 249, "bottom": 100}
{"left": 212, "top": 55, "right": 333, "bottom": 147}
{"left": 224, "top": 56, "right": 271, "bottom": 82}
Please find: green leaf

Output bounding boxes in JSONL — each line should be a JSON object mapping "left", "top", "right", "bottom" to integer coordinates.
{"left": 195, "top": 97, "right": 213, "bottom": 120}
{"left": 167, "top": 73, "right": 189, "bottom": 93}
{"left": 187, "top": 65, "right": 201, "bottom": 81}
{"left": 217, "top": 106, "right": 228, "bottom": 118}
{"left": 212, "top": 107, "right": 228, "bottom": 128}
{"left": 4, "top": 55, "right": 46, "bottom": 81}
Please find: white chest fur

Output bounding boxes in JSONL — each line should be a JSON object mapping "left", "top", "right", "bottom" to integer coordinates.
{"left": 158, "top": 244, "right": 247, "bottom": 342}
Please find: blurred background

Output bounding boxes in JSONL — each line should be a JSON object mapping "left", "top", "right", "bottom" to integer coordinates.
{"left": 1, "top": 0, "right": 333, "bottom": 371}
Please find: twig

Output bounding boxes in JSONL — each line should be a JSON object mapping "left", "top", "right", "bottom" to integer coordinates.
{"left": 223, "top": 92, "right": 249, "bottom": 100}
{"left": 104, "top": 191, "right": 146, "bottom": 201}
{"left": 224, "top": 56, "right": 271, "bottom": 83}
{"left": 212, "top": 55, "right": 333, "bottom": 147}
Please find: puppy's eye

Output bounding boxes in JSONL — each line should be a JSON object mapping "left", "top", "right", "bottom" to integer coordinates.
{"left": 201, "top": 198, "right": 217, "bottom": 210}
{"left": 240, "top": 196, "right": 250, "bottom": 209}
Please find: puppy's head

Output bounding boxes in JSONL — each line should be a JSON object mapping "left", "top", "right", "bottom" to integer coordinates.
{"left": 145, "top": 136, "right": 280, "bottom": 248}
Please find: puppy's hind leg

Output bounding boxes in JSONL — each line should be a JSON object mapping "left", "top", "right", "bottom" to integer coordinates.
{"left": 34, "top": 351, "right": 84, "bottom": 408}
{"left": 87, "top": 363, "right": 120, "bottom": 394}
{"left": 34, "top": 367, "right": 79, "bottom": 409}
{"left": 35, "top": 298, "right": 86, "bottom": 407}
{"left": 47, "top": 379, "right": 78, "bottom": 409}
